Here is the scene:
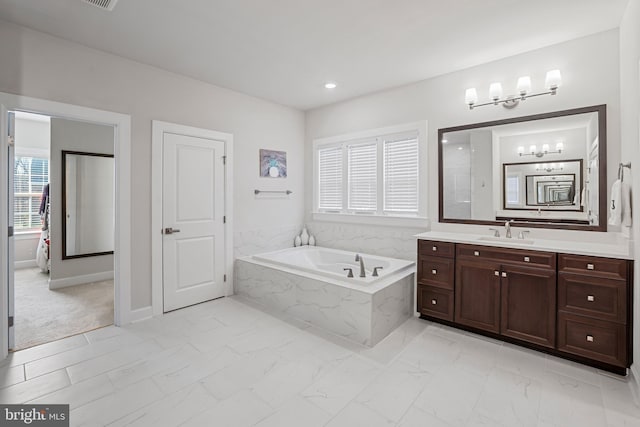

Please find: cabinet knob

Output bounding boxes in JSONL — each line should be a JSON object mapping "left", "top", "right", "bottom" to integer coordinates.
{"left": 474, "top": 251, "right": 480, "bottom": 256}
{"left": 432, "top": 246, "right": 437, "bottom": 251}
{"left": 586, "top": 335, "right": 594, "bottom": 342}
{"left": 494, "top": 271, "right": 500, "bottom": 276}
{"left": 587, "top": 263, "right": 595, "bottom": 270}
{"left": 523, "top": 256, "right": 530, "bottom": 262}
{"left": 501, "top": 272, "right": 507, "bottom": 278}
{"left": 431, "top": 269, "right": 437, "bottom": 275}
{"left": 431, "top": 299, "right": 437, "bottom": 305}
{"left": 587, "top": 295, "right": 595, "bottom": 302}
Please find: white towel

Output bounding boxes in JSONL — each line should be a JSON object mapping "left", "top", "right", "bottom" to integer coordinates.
{"left": 609, "top": 179, "right": 621, "bottom": 226}
{"left": 622, "top": 181, "right": 632, "bottom": 227}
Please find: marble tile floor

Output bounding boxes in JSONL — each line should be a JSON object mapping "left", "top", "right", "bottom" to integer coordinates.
{"left": 1, "top": 295, "right": 639, "bottom": 427}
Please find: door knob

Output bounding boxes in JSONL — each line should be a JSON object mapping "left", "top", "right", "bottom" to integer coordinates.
{"left": 164, "top": 227, "right": 181, "bottom": 234}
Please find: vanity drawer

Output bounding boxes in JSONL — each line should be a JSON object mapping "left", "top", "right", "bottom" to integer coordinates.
{"left": 558, "top": 254, "right": 628, "bottom": 280}
{"left": 558, "top": 273, "right": 627, "bottom": 323}
{"left": 418, "top": 256, "right": 454, "bottom": 290}
{"left": 417, "top": 285, "right": 454, "bottom": 321}
{"left": 456, "top": 244, "right": 555, "bottom": 269}
{"left": 557, "top": 313, "right": 627, "bottom": 367}
{"left": 418, "top": 240, "right": 454, "bottom": 258}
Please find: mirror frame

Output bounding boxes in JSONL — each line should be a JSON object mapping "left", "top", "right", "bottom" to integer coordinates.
{"left": 61, "top": 150, "right": 115, "bottom": 260}
{"left": 438, "top": 104, "right": 607, "bottom": 231}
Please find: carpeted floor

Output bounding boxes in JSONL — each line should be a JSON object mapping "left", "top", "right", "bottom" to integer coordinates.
{"left": 13, "top": 267, "right": 114, "bottom": 350}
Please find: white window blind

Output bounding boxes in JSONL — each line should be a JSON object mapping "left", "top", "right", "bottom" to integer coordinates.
{"left": 348, "top": 142, "right": 377, "bottom": 211}
{"left": 383, "top": 134, "right": 418, "bottom": 212}
{"left": 14, "top": 156, "right": 49, "bottom": 230}
{"left": 318, "top": 146, "right": 343, "bottom": 210}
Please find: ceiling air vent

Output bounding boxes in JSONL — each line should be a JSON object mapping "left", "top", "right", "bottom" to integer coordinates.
{"left": 82, "top": 0, "right": 119, "bottom": 11}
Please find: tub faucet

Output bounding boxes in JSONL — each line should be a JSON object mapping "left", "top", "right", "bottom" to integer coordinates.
{"left": 505, "top": 220, "right": 512, "bottom": 238}
{"left": 355, "top": 254, "right": 366, "bottom": 278}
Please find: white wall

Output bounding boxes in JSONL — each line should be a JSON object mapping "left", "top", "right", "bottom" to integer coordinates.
{"left": 619, "top": 0, "right": 640, "bottom": 380}
{"left": 0, "top": 19, "right": 305, "bottom": 309}
{"left": 49, "top": 118, "right": 114, "bottom": 282}
{"left": 305, "top": 30, "right": 621, "bottom": 253}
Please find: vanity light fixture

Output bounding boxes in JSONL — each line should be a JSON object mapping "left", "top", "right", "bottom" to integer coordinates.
{"left": 536, "top": 162, "right": 564, "bottom": 172}
{"left": 518, "top": 141, "right": 564, "bottom": 158}
{"left": 465, "top": 70, "right": 562, "bottom": 110}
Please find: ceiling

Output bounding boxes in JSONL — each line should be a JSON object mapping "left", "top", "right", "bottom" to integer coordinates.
{"left": 0, "top": 0, "right": 630, "bottom": 110}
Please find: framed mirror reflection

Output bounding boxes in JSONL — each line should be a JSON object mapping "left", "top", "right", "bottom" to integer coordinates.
{"left": 62, "top": 150, "right": 115, "bottom": 259}
{"left": 438, "top": 105, "right": 606, "bottom": 230}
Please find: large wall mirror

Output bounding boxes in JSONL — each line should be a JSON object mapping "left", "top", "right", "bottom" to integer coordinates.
{"left": 62, "top": 150, "right": 115, "bottom": 259}
{"left": 438, "top": 105, "right": 606, "bottom": 230}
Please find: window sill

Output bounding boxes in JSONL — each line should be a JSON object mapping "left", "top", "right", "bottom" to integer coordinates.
{"left": 14, "top": 230, "right": 42, "bottom": 240}
{"left": 312, "top": 212, "right": 429, "bottom": 228}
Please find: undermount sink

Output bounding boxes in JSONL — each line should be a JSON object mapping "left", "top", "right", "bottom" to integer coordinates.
{"left": 477, "top": 236, "right": 535, "bottom": 245}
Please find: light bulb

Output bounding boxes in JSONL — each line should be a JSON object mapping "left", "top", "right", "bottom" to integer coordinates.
{"left": 465, "top": 88, "right": 478, "bottom": 106}
{"left": 545, "top": 70, "right": 562, "bottom": 91}
{"left": 516, "top": 76, "right": 531, "bottom": 96}
{"left": 556, "top": 142, "right": 564, "bottom": 152}
{"left": 489, "top": 82, "right": 503, "bottom": 101}
{"left": 542, "top": 144, "right": 550, "bottom": 153}
{"left": 529, "top": 145, "right": 537, "bottom": 154}
{"left": 517, "top": 146, "right": 525, "bottom": 155}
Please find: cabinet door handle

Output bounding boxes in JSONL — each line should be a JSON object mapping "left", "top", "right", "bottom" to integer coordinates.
{"left": 587, "top": 295, "right": 595, "bottom": 302}
{"left": 501, "top": 272, "right": 507, "bottom": 278}
{"left": 587, "top": 263, "right": 595, "bottom": 270}
{"left": 586, "top": 335, "right": 594, "bottom": 342}
{"left": 494, "top": 271, "right": 500, "bottom": 276}
{"left": 474, "top": 251, "right": 480, "bottom": 256}
{"left": 523, "top": 256, "right": 530, "bottom": 262}
{"left": 431, "top": 269, "right": 437, "bottom": 275}
{"left": 432, "top": 246, "right": 437, "bottom": 251}
{"left": 431, "top": 299, "right": 437, "bottom": 305}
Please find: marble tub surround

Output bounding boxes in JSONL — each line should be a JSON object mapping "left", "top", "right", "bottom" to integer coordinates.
{"left": 415, "top": 229, "right": 633, "bottom": 259}
{"left": 306, "top": 221, "right": 427, "bottom": 261}
{"left": 234, "top": 224, "right": 302, "bottom": 258}
{"left": 235, "top": 251, "right": 414, "bottom": 346}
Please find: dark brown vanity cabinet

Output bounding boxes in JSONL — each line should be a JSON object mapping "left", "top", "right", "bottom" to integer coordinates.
{"left": 557, "top": 254, "right": 632, "bottom": 368}
{"left": 417, "top": 239, "right": 633, "bottom": 374}
{"left": 417, "top": 240, "right": 455, "bottom": 321}
{"left": 455, "top": 245, "right": 556, "bottom": 347}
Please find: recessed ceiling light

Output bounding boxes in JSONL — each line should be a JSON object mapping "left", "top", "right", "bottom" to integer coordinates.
{"left": 324, "top": 82, "right": 337, "bottom": 89}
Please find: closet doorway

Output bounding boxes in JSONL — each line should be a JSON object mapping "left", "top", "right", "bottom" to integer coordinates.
{"left": 10, "top": 112, "right": 115, "bottom": 350}
{"left": 0, "top": 92, "right": 132, "bottom": 360}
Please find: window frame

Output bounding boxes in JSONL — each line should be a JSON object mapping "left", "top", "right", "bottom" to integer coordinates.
{"left": 313, "top": 122, "right": 427, "bottom": 227}
{"left": 13, "top": 147, "right": 49, "bottom": 233}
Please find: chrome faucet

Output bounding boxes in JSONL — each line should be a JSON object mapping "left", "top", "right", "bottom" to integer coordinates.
{"left": 355, "top": 254, "right": 366, "bottom": 278}
{"left": 505, "top": 220, "right": 512, "bottom": 238}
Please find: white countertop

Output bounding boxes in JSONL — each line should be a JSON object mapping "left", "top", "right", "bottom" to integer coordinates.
{"left": 415, "top": 231, "right": 633, "bottom": 260}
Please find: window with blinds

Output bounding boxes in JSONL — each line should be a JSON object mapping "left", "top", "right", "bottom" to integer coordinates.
{"left": 318, "top": 146, "right": 343, "bottom": 210}
{"left": 383, "top": 135, "right": 418, "bottom": 212}
{"left": 14, "top": 156, "right": 49, "bottom": 231}
{"left": 348, "top": 142, "right": 377, "bottom": 211}
{"left": 316, "top": 128, "right": 420, "bottom": 216}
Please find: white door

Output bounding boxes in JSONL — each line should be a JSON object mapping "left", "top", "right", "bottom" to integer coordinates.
{"left": 162, "top": 132, "right": 226, "bottom": 312}
{"left": 7, "top": 112, "right": 14, "bottom": 349}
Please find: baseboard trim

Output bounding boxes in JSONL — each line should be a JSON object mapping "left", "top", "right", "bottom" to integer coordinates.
{"left": 49, "top": 271, "right": 114, "bottom": 290}
{"left": 629, "top": 364, "right": 640, "bottom": 405}
{"left": 14, "top": 260, "right": 37, "bottom": 270}
{"left": 129, "top": 306, "right": 153, "bottom": 323}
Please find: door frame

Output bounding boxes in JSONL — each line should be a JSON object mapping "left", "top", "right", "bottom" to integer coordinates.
{"left": 0, "top": 92, "right": 132, "bottom": 359}
{"left": 151, "top": 121, "right": 233, "bottom": 316}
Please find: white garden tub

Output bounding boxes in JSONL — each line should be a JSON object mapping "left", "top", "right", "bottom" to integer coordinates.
{"left": 235, "top": 246, "right": 415, "bottom": 346}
